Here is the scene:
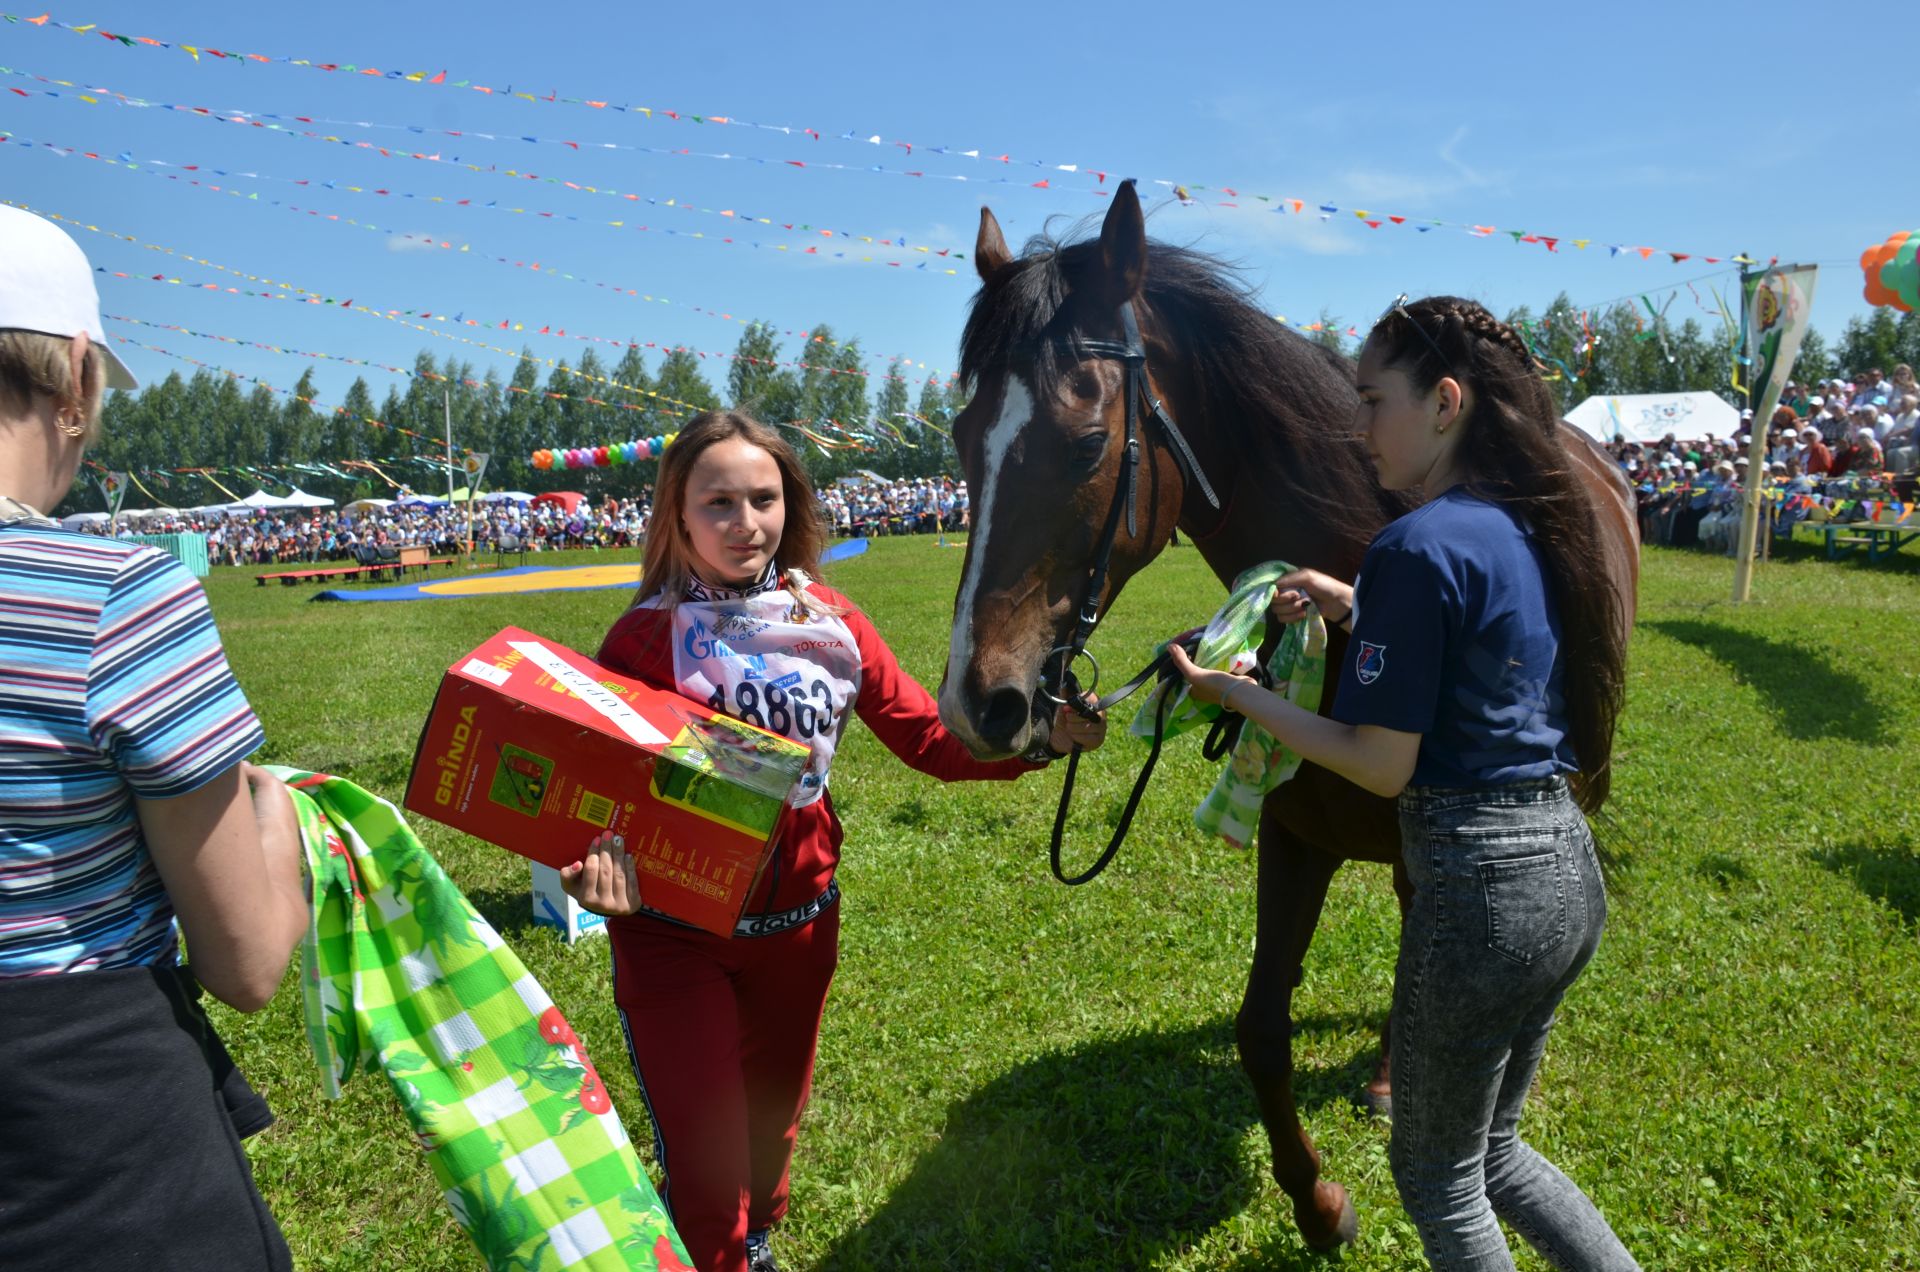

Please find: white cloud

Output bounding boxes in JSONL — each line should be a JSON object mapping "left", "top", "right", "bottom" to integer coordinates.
{"left": 1438, "top": 126, "right": 1485, "bottom": 187}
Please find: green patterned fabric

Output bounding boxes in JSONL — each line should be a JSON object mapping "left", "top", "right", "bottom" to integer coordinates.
{"left": 274, "top": 766, "right": 692, "bottom": 1272}
{"left": 1126, "top": 562, "right": 1328, "bottom": 847}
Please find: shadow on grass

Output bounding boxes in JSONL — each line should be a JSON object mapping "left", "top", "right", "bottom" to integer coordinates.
{"left": 816, "top": 1017, "right": 1382, "bottom": 1271}
{"left": 465, "top": 884, "right": 540, "bottom": 937}
{"left": 1812, "top": 841, "right": 1920, "bottom": 927}
{"left": 1642, "top": 619, "right": 1892, "bottom": 744}
{"left": 1695, "top": 853, "right": 1752, "bottom": 889}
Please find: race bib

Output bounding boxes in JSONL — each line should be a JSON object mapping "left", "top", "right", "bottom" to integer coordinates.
{"left": 664, "top": 593, "right": 861, "bottom": 808}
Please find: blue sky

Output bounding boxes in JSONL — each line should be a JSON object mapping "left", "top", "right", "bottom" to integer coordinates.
{"left": 4, "top": 0, "right": 1912, "bottom": 438}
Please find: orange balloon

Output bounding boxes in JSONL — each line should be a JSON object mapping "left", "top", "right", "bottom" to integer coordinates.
{"left": 1863, "top": 240, "right": 1907, "bottom": 306}
{"left": 1864, "top": 231, "right": 1910, "bottom": 271}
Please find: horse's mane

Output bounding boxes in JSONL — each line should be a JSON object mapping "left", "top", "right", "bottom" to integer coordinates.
{"left": 960, "top": 234, "right": 1411, "bottom": 548}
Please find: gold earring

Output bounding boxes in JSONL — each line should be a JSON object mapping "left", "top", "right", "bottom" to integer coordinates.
{"left": 55, "top": 408, "right": 86, "bottom": 439}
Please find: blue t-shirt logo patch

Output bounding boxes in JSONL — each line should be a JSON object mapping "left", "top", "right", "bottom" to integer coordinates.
{"left": 1355, "top": 641, "right": 1387, "bottom": 685}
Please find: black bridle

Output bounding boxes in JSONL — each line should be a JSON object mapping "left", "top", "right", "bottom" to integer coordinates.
{"left": 1037, "top": 299, "right": 1224, "bottom": 885}
{"left": 1037, "top": 299, "right": 1221, "bottom": 718}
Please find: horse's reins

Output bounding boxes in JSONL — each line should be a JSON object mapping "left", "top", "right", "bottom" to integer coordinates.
{"left": 1039, "top": 299, "right": 1224, "bottom": 885}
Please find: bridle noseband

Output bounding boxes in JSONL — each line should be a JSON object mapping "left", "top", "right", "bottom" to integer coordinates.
{"left": 1039, "top": 299, "right": 1222, "bottom": 719}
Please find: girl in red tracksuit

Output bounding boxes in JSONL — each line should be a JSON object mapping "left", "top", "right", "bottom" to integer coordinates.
{"left": 560, "top": 410, "right": 1106, "bottom": 1272}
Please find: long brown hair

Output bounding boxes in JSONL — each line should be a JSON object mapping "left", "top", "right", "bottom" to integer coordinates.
{"left": 632, "top": 410, "right": 833, "bottom": 613}
{"left": 1370, "top": 296, "right": 1628, "bottom": 811}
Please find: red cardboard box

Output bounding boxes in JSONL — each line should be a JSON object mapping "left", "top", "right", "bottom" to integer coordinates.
{"left": 404, "top": 626, "right": 813, "bottom": 937}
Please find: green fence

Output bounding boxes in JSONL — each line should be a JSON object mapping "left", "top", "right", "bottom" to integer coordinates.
{"left": 130, "top": 532, "right": 210, "bottom": 578}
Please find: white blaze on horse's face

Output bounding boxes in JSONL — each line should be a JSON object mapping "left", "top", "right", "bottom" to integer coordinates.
{"left": 938, "top": 374, "right": 1035, "bottom": 756}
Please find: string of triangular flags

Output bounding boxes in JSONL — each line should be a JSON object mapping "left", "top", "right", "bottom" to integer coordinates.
{"left": 0, "top": 68, "right": 972, "bottom": 266}
{"left": 81, "top": 452, "right": 465, "bottom": 506}
{"left": 0, "top": 121, "right": 969, "bottom": 276}
{"left": 110, "top": 331, "right": 693, "bottom": 429}
{"left": 106, "top": 311, "right": 939, "bottom": 408}
{"left": 2, "top": 10, "right": 1771, "bottom": 266}
{"left": 1640, "top": 474, "right": 1912, "bottom": 525}
{"left": 18, "top": 201, "right": 957, "bottom": 382}
{"left": 108, "top": 335, "right": 938, "bottom": 474}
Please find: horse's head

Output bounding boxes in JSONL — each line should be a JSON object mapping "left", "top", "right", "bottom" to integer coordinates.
{"left": 937, "top": 181, "right": 1204, "bottom": 758}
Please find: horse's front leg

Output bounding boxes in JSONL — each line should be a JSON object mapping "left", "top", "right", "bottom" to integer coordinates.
{"left": 1237, "top": 818, "right": 1358, "bottom": 1251}
{"left": 1360, "top": 858, "right": 1414, "bottom": 1119}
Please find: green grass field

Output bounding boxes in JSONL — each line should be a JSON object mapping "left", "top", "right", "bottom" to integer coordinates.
{"left": 206, "top": 536, "right": 1920, "bottom": 1271}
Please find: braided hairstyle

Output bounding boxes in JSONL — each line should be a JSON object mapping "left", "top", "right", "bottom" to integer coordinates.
{"left": 1369, "top": 295, "right": 1627, "bottom": 812}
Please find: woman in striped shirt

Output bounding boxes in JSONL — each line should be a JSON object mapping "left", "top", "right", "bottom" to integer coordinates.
{"left": 0, "top": 205, "right": 308, "bottom": 1272}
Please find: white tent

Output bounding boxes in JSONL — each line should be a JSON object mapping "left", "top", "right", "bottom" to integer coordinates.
{"left": 394, "top": 494, "right": 448, "bottom": 508}
{"left": 479, "top": 490, "right": 535, "bottom": 504}
{"left": 1566, "top": 392, "right": 1741, "bottom": 445}
{"left": 342, "top": 497, "right": 393, "bottom": 515}
{"left": 59, "top": 511, "right": 110, "bottom": 529}
{"left": 225, "top": 489, "right": 300, "bottom": 513}
{"left": 281, "top": 488, "right": 335, "bottom": 509}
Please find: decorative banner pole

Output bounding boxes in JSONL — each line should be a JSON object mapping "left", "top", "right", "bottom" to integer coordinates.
{"left": 442, "top": 389, "right": 460, "bottom": 557}
{"left": 463, "top": 451, "right": 491, "bottom": 563}
{"left": 1732, "top": 264, "right": 1819, "bottom": 602}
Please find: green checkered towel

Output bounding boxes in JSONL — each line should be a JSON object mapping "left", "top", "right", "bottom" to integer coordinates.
{"left": 1126, "top": 562, "right": 1328, "bottom": 847}
{"left": 274, "top": 767, "right": 693, "bottom": 1272}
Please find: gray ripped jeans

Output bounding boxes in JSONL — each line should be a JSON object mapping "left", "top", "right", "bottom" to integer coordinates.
{"left": 1391, "top": 776, "right": 1640, "bottom": 1271}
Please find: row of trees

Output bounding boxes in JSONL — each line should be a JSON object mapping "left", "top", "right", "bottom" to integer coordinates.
{"left": 78, "top": 322, "right": 966, "bottom": 512}
{"left": 1300, "top": 296, "right": 1920, "bottom": 418}
{"left": 70, "top": 296, "right": 1920, "bottom": 514}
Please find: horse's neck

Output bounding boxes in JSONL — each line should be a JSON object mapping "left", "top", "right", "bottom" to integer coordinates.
{"left": 1159, "top": 348, "right": 1382, "bottom": 589}
{"left": 1184, "top": 480, "right": 1372, "bottom": 588}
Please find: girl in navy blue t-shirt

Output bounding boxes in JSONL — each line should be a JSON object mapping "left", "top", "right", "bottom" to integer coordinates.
{"left": 1172, "top": 296, "right": 1636, "bottom": 1270}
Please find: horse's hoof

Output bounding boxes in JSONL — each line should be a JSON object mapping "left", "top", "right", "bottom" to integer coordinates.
{"left": 1357, "top": 1084, "right": 1392, "bottom": 1120}
{"left": 1297, "top": 1180, "right": 1360, "bottom": 1252}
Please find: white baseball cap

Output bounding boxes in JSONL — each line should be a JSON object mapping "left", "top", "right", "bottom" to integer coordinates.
{"left": 0, "top": 204, "right": 137, "bottom": 389}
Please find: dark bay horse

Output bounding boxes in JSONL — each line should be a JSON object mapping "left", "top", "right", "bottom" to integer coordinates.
{"left": 934, "top": 180, "right": 1639, "bottom": 1250}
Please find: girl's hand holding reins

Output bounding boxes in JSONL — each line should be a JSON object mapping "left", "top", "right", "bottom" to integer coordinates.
{"left": 561, "top": 831, "right": 642, "bottom": 917}
{"left": 1270, "top": 568, "right": 1354, "bottom": 629}
{"left": 1048, "top": 693, "right": 1109, "bottom": 754}
{"left": 1166, "top": 643, "right": 1263, "bottom": 715}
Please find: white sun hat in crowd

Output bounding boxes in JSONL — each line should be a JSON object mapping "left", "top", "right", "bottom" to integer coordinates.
{"left": 0, "top": 204, "right": 138, "bottom": 389}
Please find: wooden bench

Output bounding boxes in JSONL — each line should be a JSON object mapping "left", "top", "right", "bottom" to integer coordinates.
{"left": 257, "top": 565, "right": 370, "bottom": 587}
{"left": 255, "top": 555, "right": 463, "bottom": 587}
{"left": 1822, "top": 521, "right": 1920, "bottom": 563}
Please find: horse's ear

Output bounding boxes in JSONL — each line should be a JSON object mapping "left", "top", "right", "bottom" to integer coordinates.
{"left": 1093, "top": 178, "right": 1147, "bottom": 306}
{"left": 975, "top": 206, "right": 1013, "bottom": 286}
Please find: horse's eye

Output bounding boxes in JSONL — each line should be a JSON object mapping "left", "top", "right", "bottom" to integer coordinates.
{"left": 1070, "top": 369, "right": 1102, "bottom": 401}
{"left": 1072, "top": 432, "right": 1107, "bottom": 470}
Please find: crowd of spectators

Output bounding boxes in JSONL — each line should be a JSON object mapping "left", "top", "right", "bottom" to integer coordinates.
{"left": 78, "top": 494, "right": 653, "bottom": 566}
{"left": 1609, "top": 364, "right": 1917, "bottom": 554}
{"left": 818, "top": 475, "right": 967, "bottom": 537}
{"left": 77, "top": 474, "right": 976, "bottom": 566}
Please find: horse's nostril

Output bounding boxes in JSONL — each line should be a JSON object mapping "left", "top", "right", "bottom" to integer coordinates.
{"left": 980, "top": 686, "right": 1031, "bottom": 745}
